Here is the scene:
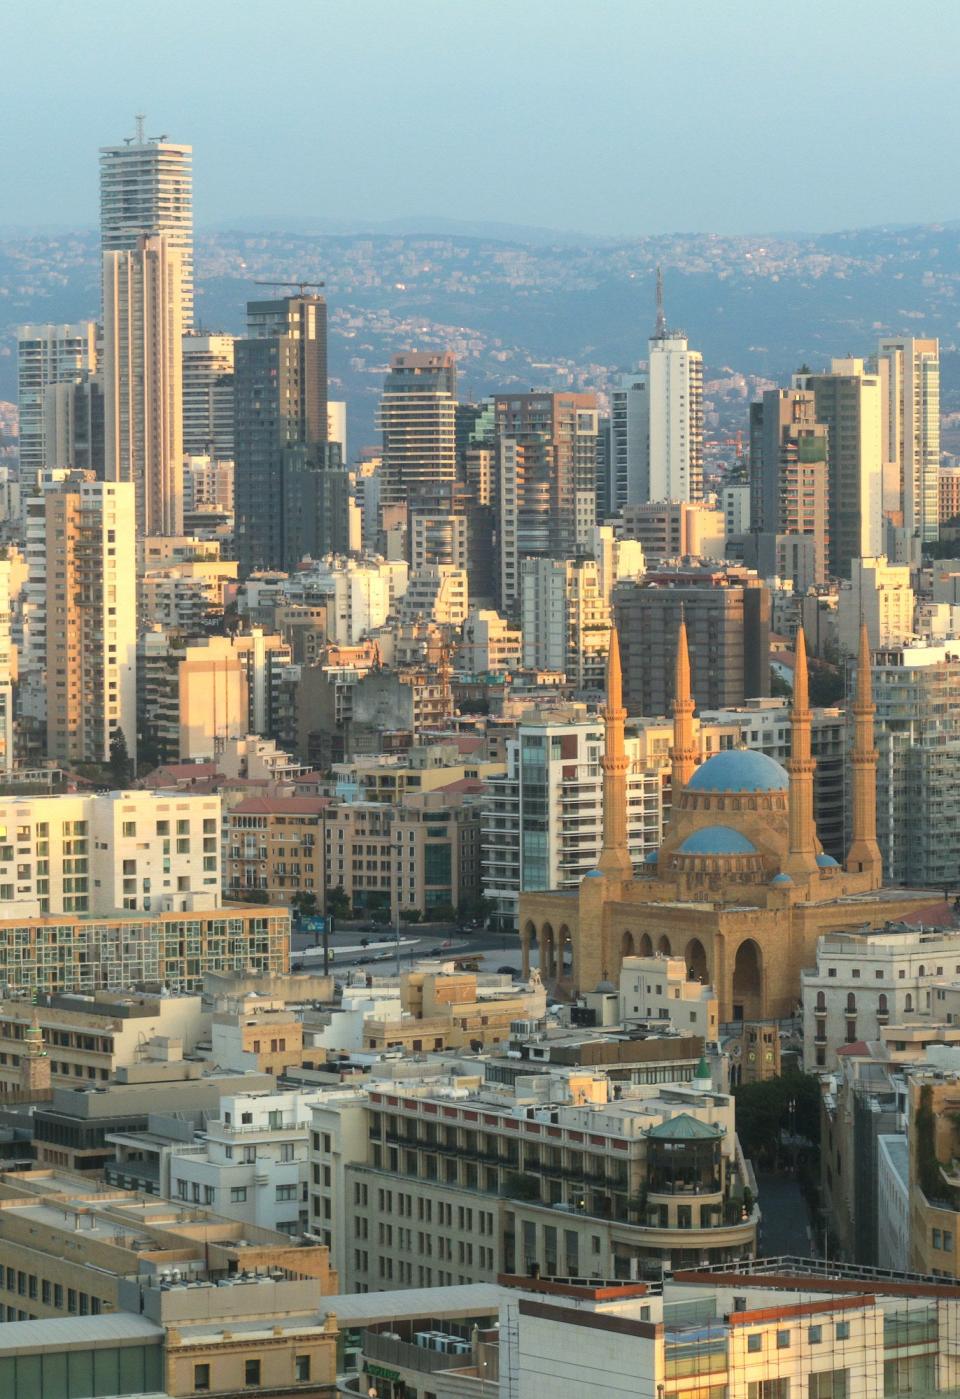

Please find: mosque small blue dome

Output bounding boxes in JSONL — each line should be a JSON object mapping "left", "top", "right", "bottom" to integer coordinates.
{"left": 584, "top": 869, "right": 604, "bottom": 878}
{"left": 644, "top": 849, "right": 660, "bottom": 864}
{"left": 687, "top": 749, "right": 789, "bottom": 794}
{"left": 678, "top": 826, "right": 758, "bottom": 856}
{"left": 770, "top": 873, "right": 793, "bottom": 886}
{"left": 816, "top": 853, "right": 840, "bottom": 868}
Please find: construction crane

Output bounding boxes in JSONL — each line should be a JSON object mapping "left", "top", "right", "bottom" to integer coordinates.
{"left": 253, "top": 279, "right": 325, "bottom": 295}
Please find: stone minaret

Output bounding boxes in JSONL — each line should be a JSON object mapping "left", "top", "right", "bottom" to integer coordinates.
{"left": 597, "top": 625, "right": 632, "bottom": 881}
{"left": 670, "top": 611, "right": 698, "bottom": 795}
{"left": 846, "top": 621, "right": 883, "bottom": 882}
{"left": 19, "top": 1010, "right": 51, "bottom": 1095}
{"left": 784, "top": 627, "right": 819, "bottom": 878}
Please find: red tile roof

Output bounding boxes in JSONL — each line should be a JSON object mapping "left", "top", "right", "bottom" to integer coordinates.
{"left": 229, "top": 796, "right": 330, "bottom": 816}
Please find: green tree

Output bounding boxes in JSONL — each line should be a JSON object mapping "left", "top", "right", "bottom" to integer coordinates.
{"left": 325, "top": 886, "right": 350, "bottom": 917}
{"left": 732, "top": 1071, "right": 821, "bottom": 1168}
{"left": 109, "top": 728, "right": 133, "bottom": 787}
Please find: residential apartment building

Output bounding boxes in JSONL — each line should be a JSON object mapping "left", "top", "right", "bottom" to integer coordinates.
{"left": 619, "top": 955, "right": 720, "bottom": 1042}
{"left": 749, "top": 387, "right": 830, "bottom": 587}
{"left": 358, "top": 969, "right": 547, "bottom": 1055}
{"left": 0, "top": 789, "right": 220, "bottom": 917}
{"left": 378, "top": 352, "right": 458, "bottom": 510}
{"left": 225, "top": 797, "right": 326, "bottom": 905}
{"left": 459, "top": 608, "right": 522, "bottom": 675}
{"left": 871, "top": 642, "right": 960, "bottom": 886}
{"left": 0, "top": 905, "right": 288, "bottom": 997}
{"left": 181, "top": 332, "right": 235, "bottom": 458}
{"left": 103, "top": 234, "right": 184, "bottom": 536}
{"left": 310, "top": 1068, "right": 756, "bottom": 1293}
{"left": 802, "top": 928, "right": 960, "bottom": 1072}
{"left": 836, "top": 555, "right": 915, "bottom": 656}
{"left": 618, "top": 500, "right": 724, "bottom": 565}
{"left": 940, "top": 465, "right": 960, "bottom": 525}
{"left": 520, "top": 557, "right": 611, "bottom": 693}
{"left": 16, "top": 322, "right": 98, "bottom": 474}
{"left": 614, "top": 566, "right": 771, "bottom": 715}
{"left": 878, "top": 336, "right": 940, "bottom": 543}
{"left": 398, "top": 565, "right": 468, "bottom": 626}
{"left": 23, "top": 474, "right": 137, "bottom": 766}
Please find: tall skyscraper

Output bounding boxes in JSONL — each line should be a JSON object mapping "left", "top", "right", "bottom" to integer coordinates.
{"left": 182, "top": 333, "right": 235, "bottom": 458}
{"left": 99, "top": 125, "right": 193, "bottom": 327}
{"left": 749, "top": 388, "right": 830, "bottom": 588}
{"left": 32, "top": 474, "right": 137, "bottom": 765}
{"left": 608, "top": 272, "right": 703, "bottom": 508}
{"left": 16, "top": 323, "right": 97, "bottom": 475}
{"left": 103, "top": 235, "right": 185, "bottom": 537}
{"left": 233, "top": 294, "right": 328, "bottom": 575}
{"left": 494, "top": 391, "right": 598, "bottom": 611}
{"left": 0, "top": 560, "right": 13, "bottom": 776}
{"left": 378, "top": 352, "right": 457, "bottom": 509}
{"left": 794, "top": 358, "right": 883, "bottom": 577}
{"left": 877, "top": 337, "right": 940, "bottom": 543}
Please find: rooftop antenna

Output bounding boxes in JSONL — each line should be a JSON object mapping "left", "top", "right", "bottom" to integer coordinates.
{"left": 654, "top": 265, "right": 667, "bottom": 339}
{"left": 135, "top": 113, "right": 146, "bottom": 144}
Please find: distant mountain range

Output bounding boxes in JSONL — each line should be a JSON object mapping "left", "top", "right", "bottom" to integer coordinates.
{"left": 2, "top": 221, "right": 959, "bottom": 451}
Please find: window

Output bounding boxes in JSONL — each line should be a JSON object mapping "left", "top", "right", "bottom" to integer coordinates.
{"left": 777, "top": 1329, "right": 790, "bottom": 1349}
{"left": 276, "top": 1184, "right": 297, "bottom": 1201}
{"left": 808, "top": 1325, "right": 822, "bottom": 1344}
{"left": 749, "top": 1382, "right": 789, "bottom": 1399}
{"left": 295, "top": 1355, "right": 311, "bottom": 1382}
{"left": 934, "top": 1228, "right": 942, "bottom": 1248}
{"left": 748, "top": 1333, "right": 763, "bottom": 1352}
{"left": 809, "top": 1371, "right": 848, "bottom": 1399}
{"left": 836, "top": 1321, "right": 850, "bottom": 1341}
{"left": 231, "top": 1187, "right": 248, "bottom": 1203}
{"left": 194, "top": 1364, "right": 211, "bottom": 1392}
{"left": 245, "top": 1359, "right": 261, "bottom": 1386}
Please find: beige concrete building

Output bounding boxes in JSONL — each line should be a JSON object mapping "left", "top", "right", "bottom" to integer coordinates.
{"left": 460, "top": 608, "right": 522, "bottom": 675}
{"left": 619, "top": 955, "right": 719, "bottom": 1042}
{"left": 618, "top": 499, "right": 724, "bottom": 563}
{"left": 360, "top": 968, "right": 547, "bottom": 1054}
{"left": 225, "top": 796, "right": 326, "bottom": 905}
{"left": 39, "top": 475, "right": 137, "bottom": 767}
{"left": 837, "top": 555, "right": 915, "bottom": 656}
{"left": 103, "top": 234, "right": 184, "bottom": 537}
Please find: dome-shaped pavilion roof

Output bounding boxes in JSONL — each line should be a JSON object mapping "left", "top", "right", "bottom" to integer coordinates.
{"left": 677, "top": 826, "right": 758, "bottom": 856}
{"left": 687, "top": 749, "right": 789, "bottom": 794}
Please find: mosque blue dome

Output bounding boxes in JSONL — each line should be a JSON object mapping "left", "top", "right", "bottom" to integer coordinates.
{"left": 677, "top": 826, "right": 758, "bottom": 856}
{"left": 770, "top": 873, "right": 793, "bottom": 886}
{"left": 644, "top": 849, "right": 660, "bottom": 864}
{"left": 584, "top": 869, "right": 604, "bottom": 878}
{"left": 816, "top": 853, "right": 840, "bottom": 868}
{"left": 687, "top": 749, "right": 789, "bottom": 794}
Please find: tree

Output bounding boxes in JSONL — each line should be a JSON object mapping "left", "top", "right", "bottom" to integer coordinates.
{"left": 291, "top": 891, "right": 318, "bottom": 919}
{"left": 326, "top": 885, "right": 350, "bottom": 917}
{"left": 732, "top": 1071, "right": 821, "bottom": 1168}
{"left": 109, "top": 728, "right": 133, "bottom": 788}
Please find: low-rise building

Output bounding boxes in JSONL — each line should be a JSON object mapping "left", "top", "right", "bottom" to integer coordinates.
{"left": 619, "top": 955, "right": 719, "bottom": 1042}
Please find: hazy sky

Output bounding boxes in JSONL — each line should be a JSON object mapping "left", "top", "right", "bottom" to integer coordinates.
{"left": 4, "top": 0, "right": 956, "bottom": 237}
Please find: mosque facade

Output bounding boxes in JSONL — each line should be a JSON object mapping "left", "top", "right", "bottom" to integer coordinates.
{"left": 518, "top": 619, "right": 938, "bottom": 1022}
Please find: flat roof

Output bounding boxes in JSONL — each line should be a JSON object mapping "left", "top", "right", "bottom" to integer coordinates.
{"left": 0, "top": 1312, "right": 163, "bottom": 1353}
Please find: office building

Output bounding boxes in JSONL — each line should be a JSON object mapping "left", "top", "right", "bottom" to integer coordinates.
{"left": 181, "top": 332, "right": 235, "bottom": 458}
{"left": 103, "top": 235, "right": 184, "bottom": 537}
{"left": 35, "top": 474, "right": 137, "bottom": 766}
{"left": 378, "top": 352, "right": 457, "bottom": 510}
{"left": 608, "top": 275, "right": 703, "bottom": 506}
{"left": 614, "top": 565, "right": 771, "bottom": 714}
{"left": 796, "top": 358, "right": 883, "bottom": 577}
{"left": 15, "top": 323, "right": 97, "bottom": 475}
{"left": 99, "top": 126, "right": 193, "bottom": 327}
{"left": 42, "top": 373, "right": 104, "bottom": 477}
{"left": 234, "top": 295, "right": 328, "bottom": 575}
{"left": 878, "top": 336, "right": 940, "bottom": 542}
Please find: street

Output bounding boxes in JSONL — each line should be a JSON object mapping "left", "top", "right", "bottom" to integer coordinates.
{"left": 756, "top": 1172, "right": 814, "bottom": 1258}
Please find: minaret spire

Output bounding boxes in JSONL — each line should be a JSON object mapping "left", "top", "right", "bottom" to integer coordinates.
{"left": 670, "top": 609, "right": 697, "bottom": 796}
{"left": 846, "top": 621, "right": 883, "bottom": 882}
{"left": 654, "top": 265, "right": 667, "bottom": 339}
{"left": 784, "top": 627, "right": 819, "bottom": 878}
{"left": 597, "top": 625, "right": 632, "bottom": 881}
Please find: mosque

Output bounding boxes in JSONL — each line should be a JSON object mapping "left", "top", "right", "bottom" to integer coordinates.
{"left": 518, "top": 618, "right": 939, "bottom": 1021}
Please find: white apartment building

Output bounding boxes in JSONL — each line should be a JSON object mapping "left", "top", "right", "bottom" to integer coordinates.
{"left": 620, "top": 955, "right": 720, "bottom": 1043}
{"left": 482, "top": 709, "right": 664, "bottom": 931}
{"left": 592, "top": 525, "right": 645, "bottom": 604}
{"left": 721, "top": 481, "right": 751, "bottom": 536}
{"left": 0, "top": 789, "right": 221, "bottom": 918}
{"left": 183, "top": 455, "right": 235, "bottom": 514}
{"left": 0, "top": 560, "right": 13, "bottom": 776}
{"left": 182, "top": 334, "right": 235, "bottom": 458}
{"left": 837, "top": 556, "right": 915, "bottom": 656}
{"left": 16, "top": 322, "right": 98, "bottom": 474}
{"left": 100, "top": 131, "right": 194, "bottom": 326}
{"left": 520, "top": 558, "right": 611, "bottom": 693}
{"left": 878, "top": 336, "right": 940, "bottom": 543}
{"left": 609, "top": 370, "right": 648, "bottom": 511}
{"left": 167, "top": 1089, "right": 327, "bottom": 1235}
{"left": 398, "top": 565, "right": 468, "bottom": 626}
{"left": 459, "top": 609, "right": 521, "bottom": 675}
{"left": 801, "top": 928, "right": 960, "bottom": 1072}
